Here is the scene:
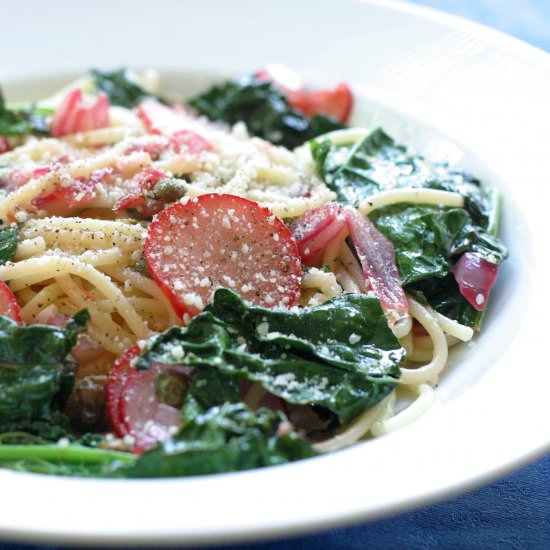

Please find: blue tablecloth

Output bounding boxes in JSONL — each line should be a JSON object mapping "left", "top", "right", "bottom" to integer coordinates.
{"left": 2, "top": 2, "right": 549, "bottom": 549}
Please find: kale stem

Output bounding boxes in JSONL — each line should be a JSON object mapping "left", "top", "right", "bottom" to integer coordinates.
{"left": 0, "top": 444, "right": 136, "bottom": 465}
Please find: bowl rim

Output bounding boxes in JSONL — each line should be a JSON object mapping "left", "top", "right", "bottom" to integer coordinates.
{"left": 0, "top": 0, "right": 549, "bottom": 546}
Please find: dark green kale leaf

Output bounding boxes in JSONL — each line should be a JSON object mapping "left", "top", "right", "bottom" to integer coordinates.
{"left": 138, "top": 289, "right": 404, "bottom": 423}
{"left": 370, "top": 205, "right": 507, "bottom": 285}
{"left": 312, "top": 127, "right": 507, "bottom": 327}
{"left": 119, "top": 403, "right": 316, "bottom": 478}
{"left": 0, "top": 366, "right": 61, "bottom": 424}
{"left": 0, "top": 311, "right": 88, "bottom": 428}
{"left": 407, "top": 274, "right": 480, "bottom": 329}
{"left": 0, "top": 91, "right": 51, "bottom": 137}
{"left": 0, "top": 224, "right": 18, "bottom": 265}
{"left": 188, "top": 76, "right": 344, "bottom": 149}
{"left": 311, "top": 128, "right": 405, "bottom": 206}
{"left": 90, "top": 68, "right": 154, "bottom": 109}
{"left": 311, "top": 127, "right": 498, "bottom": 229}
{"left": 0, "top": 416, "right": 72, "bottom": 445}
{"left": 0, "top": 309, "right": 89, "bottom": 367}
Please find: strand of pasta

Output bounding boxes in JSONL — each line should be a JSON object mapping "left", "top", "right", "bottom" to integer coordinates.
{"left": 358, "top": 188, "right": 464, "bottom": 215}
{"left": 370, "top": 384, "right": 436, "bottom": 436}
{"left": 0, "top": 256, "right": 150, "bottom": 339}
{"left": 255, "top": 165, "right": 296, "bottom": 185}
{"left": 338, "top": 242, "right": 365, "bottom": 292}
{"left": 50, "top": 297, "right": 78, "bottom": 320}
{"left": 95, "top": 296, "right": 167, "bottom": 315}
{"left": 94, "top": 296, "right": 169, "bottom": 334}
{"left": 321, "top": 128, "right": 370, "bottom": 146}
{"left": 399, "top": 296, "right": 448, "bottom": 385}
{"left": 64, "top": 126, "right": 145, "bottom": 147}
{"left": 0, "top": 135, "right": 167, "bottom": 219}
{"left": 428, "top": 307, "right": 474, "bottom": 342}
{"left": 301, "top": 268, "right": 342, "bottom": 300}
{"left": 76, "top": 248, "right": 128, "bottom": 267}
{"left": 102, "top": 266, "right": 180, "bottom": 327}
{"left": 19, "top": 283, "right": 64, "bottom": 323}
{"left": 154, "top": 154, "right": 201, "bottom": 175}
{"left": 55, "top": 274, "right": 133, "bottom": 354}
{"left": 407, "top": 347, "right": 434, "bottom": 363}
{"left": 321, "top": 228, "right": 348, "bottom": 270}
{"left": 393, "top": 316, "right": 413, "bottom": 340}
{"left": 408, "top": 335, "right": 463, "bottom": 363}
{"left": 333, "top": 263, "right": 361, "bottom": 294}
{"left": 0, "top": 138, "right": 68, "bottom": 163}
{"left": 21, "top": 216, "right": 146, "bottom": 242}
{"left": 14, "top": 237, "right": 47, "bottom": 260}
{"left": 312, "top": 394, "right": 394, "bottom": 453}
{"left": 247, "top": 187, "right": 335, "bottom": 219}
{"left": 399, "top": 331, "right": 414, "bottom": 356}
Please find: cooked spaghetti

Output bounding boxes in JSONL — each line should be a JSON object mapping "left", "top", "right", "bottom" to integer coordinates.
{"left": 0, "top": 67, "right": 506, "bottom": 477}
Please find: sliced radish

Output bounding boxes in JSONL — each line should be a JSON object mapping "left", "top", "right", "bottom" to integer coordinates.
{"left": 145, "top": 193, "right": 302, "bottom": 317}
{"left": 33, "top": 167, "right": 112, "bottom": 214}
{"left": 137, "top": 99, "right": 185, "bottom": 135}
{"left": 107, "top": 344, "right": 188, "bottom": 452}
{"left": 256, "top": 67, "right": 353, "bottom": 124}
{"left": 288, "top": 83, "right": 353, "bottom": 124}
{"left": 289, "top": 202, "right": 347, "bottom": 263}
{"left": 451, "top": 252, "right": 499, "bottom": 311}
{"left": 137, "top": 100, "right": 214, "bottom": 154}
{"left": 137, "top": 99, "right": 193, "bottom": 136}
{"left": 120, "top": 364, "right": 183, "bottom": 453}
{"left": 113, "top": 167, "right": 168, "bottom": 213}
{"left": 170, "top": 129, "right": 214, "bottom": 154}
{"left": 106, "top": 344, "right": 140, "bottom": 438}
{"left": 255, "top": 64, "right": 304, "bottom": 93}
{"left": 0, "top": 280, "right": 23, "bottom": 325}
{"left": 2, "top": 166, "right": 51, "bottom": 193}
{"left": 71, "top": 332, "right": 104, "bottom": 365}
{"left": 290, "top": 202, "right": 407, "bottom": 322}
{"left": 50, "top": 89, "right": 110, "bottom": 137}
{"left": 346, "top": 208, "right": 408, "bottom": 323}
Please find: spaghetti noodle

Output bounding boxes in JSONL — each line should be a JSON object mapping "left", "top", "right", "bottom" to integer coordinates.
{"left": 0, "top": 69, "right": 505, "bottom": 476}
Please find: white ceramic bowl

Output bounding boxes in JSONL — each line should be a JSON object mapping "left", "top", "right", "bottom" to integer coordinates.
{"left": 1, "top": 0, "right": 549, "bottom": 545}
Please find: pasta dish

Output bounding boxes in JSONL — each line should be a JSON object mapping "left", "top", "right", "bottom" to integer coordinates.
{"left": 0, "top": 67, "right": 506, "bottom": 477}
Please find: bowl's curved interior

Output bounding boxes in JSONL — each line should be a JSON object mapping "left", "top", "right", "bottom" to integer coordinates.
{"left": 0, "top": 0, "right": 549, "bottom": 546}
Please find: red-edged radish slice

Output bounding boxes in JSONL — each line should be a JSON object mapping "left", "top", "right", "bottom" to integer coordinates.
{"left": 289, "top": 202, "right": 347, "bottom": 263}
{"left": 256, "top": 67, "right": 353, "bottom": 123}
{"left": 345, "top": 208, "right": 408, "bottom": 323}
{"left": 137, "top": 100, "right": 213, "bottom": 155}
{"left": 137, "top": 99, "right": 186, "bottom": 135}
{"left": 106, "top": 344, "right": 140, "bottom": 437}
{"left": 170, "top": 129, "right": 214, "bottom": 154}
{"left": 0, "top": 280, "right": 23, "bottom": 325}
{"left": 288, "top": 83, "right": 353, "bottom": 124}
{"left": 113, "top": 167, "right": 168, "bottom": 212}
{"left": 119, "top": 364, "right": 184, "bottom": 453}
{"left": 144, "top": 193, "right": 302, "bottom": 317}
{"left": 50, "top": 89, "right": 110, "bottom": 137}
{"left": 33, "top": 168, "right": 113, "bottom": 214}
{"left": 452, "top": 252, "right": 499, "bottom": 311}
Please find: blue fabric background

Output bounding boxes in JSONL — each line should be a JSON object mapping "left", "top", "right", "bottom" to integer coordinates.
{"left": 2, "top": 1, "right": 549, "bottom": 548}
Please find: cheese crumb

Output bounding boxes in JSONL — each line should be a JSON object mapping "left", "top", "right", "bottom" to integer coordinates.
{"left": 171, "top": 344, "right": 185, "bottom": 360}
{"left": 57, "top": 437, "right": 70, "bottom": 449}
{"left": 256, "top": 322, "right": 269, "bottom": 336}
